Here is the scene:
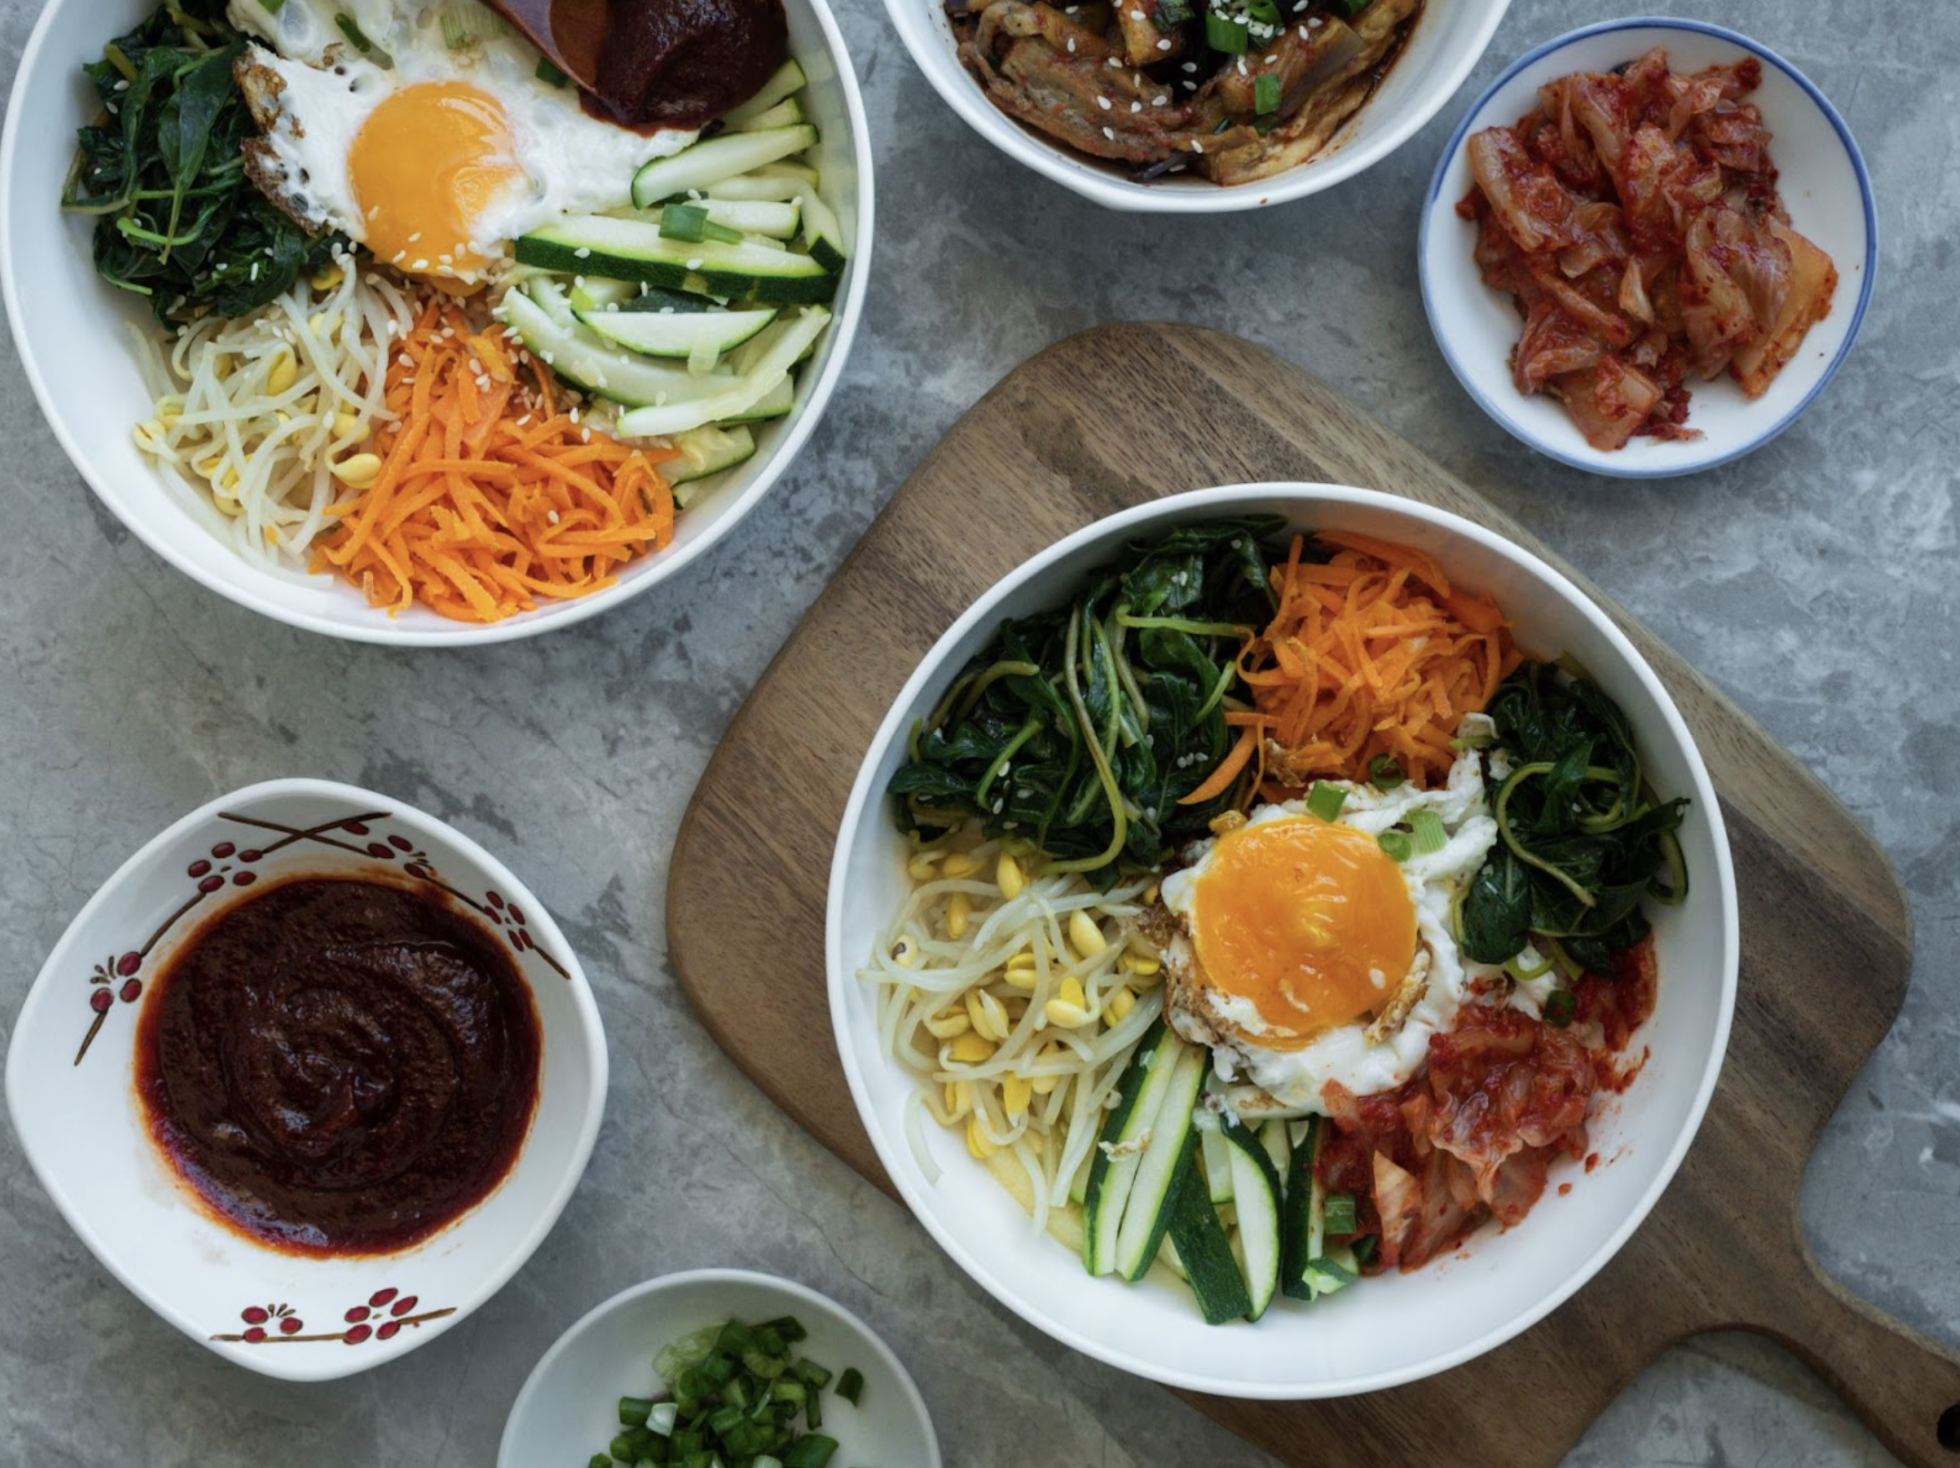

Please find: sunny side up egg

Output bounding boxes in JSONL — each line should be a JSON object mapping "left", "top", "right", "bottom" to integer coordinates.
{"left": 1156, "top": 718, "right": 1517, "bottom": 1114}
{"left": 229, "top": 0, "right": 696, "bottom": 286}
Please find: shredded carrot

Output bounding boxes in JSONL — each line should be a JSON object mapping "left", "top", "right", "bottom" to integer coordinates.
{"left": 313, "top": 297, "right": 679, "bottom": 623}
{"left": 1234, "top": 530, "right": 1522, "bottom": 791}
{"left": 1178, "top": 723, "right": 1259, "bottom": 806}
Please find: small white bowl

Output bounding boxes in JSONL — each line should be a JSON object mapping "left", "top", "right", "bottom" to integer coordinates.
{"left": 827, "top": 483, "right": 1738, "bottom": 1397}
{"left": 3, "top": 779, "right": 608, "bottom": 1382}
{"left": 0, "top": 0, "right": 872, "bottom": 645}
{"left": 889, "top": 0, "right": 1509, "bottom": 212}
{"left": 499, "top": 1269, "right": 942, "bottom": 1468}
{"left": 1419, "top": 17, "right": 1877, "bottom": 478}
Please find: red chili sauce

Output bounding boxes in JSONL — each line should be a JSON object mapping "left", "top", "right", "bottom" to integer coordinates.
{"left": 134, "top": 875, "right": 541, "bottom": 1256}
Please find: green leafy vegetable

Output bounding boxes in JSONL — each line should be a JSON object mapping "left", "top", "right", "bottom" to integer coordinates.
{"left": 61, "top": 0, "right": 341, "bottom": 326}
{"left": 1458, "top": 663, "right": 1689, "bottom": 970}
{"left": 890, "top": 518, "right": 1282, "bottom": 888}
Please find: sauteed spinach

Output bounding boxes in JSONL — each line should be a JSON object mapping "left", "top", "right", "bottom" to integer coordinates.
{"left": 60, "top": 0, "right": 339, "bottom": 326}
{"left": 890, "top": 518, "right": 1283, "bottom": 887}
{"left": 1458, "top": 662, "right": 1689, "bottom": 973}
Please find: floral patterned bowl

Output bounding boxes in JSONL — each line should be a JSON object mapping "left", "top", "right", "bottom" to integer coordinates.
{"left": 3, "top": 778, "right": 608, "bottom": 1382}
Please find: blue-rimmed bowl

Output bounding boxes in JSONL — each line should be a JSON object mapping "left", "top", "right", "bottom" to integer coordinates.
{"left": 1418, "top": 18, "right": 1876, "bottom": 479}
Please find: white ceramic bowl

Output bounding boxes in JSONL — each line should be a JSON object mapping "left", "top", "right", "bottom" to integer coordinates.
{"left": 890, "top": 0, "right": 1509, "bottom": 211}
{"left": 4, "top": 778, "right": 608, "bottom": 1382}
{"left": 499, "top": 1269, "right": 942, "bottom": 1467}
{"left": 827, "top": 483, "right": 1738, "bottom": 1397}
{"left": 0, "top": 0, "right": 872, "bottom": 645}
{"left": 1419, "top": 17, "right": 1876, "bottom": 478}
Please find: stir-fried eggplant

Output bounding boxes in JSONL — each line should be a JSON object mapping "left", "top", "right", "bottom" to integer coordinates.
{"left": 951, "top": 0, "right": 1420, "bottom": 184}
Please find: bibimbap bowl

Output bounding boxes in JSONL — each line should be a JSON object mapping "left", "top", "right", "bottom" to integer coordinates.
{"left": 0, "top": 0, "right": 872, "bottom": 645}
{"left": 826, "top": 483, "right": 1737, "bottom": 1397}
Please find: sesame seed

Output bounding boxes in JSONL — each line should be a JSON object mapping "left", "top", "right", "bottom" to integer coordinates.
{"left": 687, "top": 258, "right": 704, "bottom": 269}
{"left": 1103, "top": 125, "right": 1115, "bottom": 140}
{"left": 1182, "top": 61, "right": 1198, "bottom": 72}
{"left": 1097, "top": 95, "right": 1112, "bottom": 110}
{"left": 1192, "top": 139, "right": 1204, "bottom": 153}
{"left": 1066, "top": 35, "right": 1075, "bottom": 50}
{"left": 574, "top": 246, "right": 591, "bottom": 258}
{"left": 1156, "top": 37, "right": 1171, "bottom": 49}
{"left": 1131, "top": 101, "right": 1142, "bottom": 112}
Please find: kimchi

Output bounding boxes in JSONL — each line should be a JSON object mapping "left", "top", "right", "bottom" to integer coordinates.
{"left": 1458, "top": 47, "right": 1838, "bottom": 451}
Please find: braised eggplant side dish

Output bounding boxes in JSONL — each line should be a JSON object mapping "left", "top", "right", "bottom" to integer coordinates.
{"left": 948, "top": 0, "right": 1421, "bottom": 184}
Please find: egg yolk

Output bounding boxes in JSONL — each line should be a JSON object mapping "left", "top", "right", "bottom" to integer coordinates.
{"left": 1190, "top": 816, "right": 1417, "bottom": 1049}
{"left": 348, "top": 82, "right": 523, "bottom": 283}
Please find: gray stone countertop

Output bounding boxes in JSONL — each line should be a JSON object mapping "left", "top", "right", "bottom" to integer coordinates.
{"left": 2, "top": 0, "right": 1954, "bottom": 1463}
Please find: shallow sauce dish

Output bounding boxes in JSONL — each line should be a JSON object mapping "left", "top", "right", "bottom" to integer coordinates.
{"left": 4, "top": 778, "right": 607, "bottom": 1382}
{"left": 499, "top": 1269, "right": 942, "bottom": 1468}
{"left": 0, "top": 0, "right": 872, "bottom": 645}
{"left": 826, "top": 483, "right": 1737, "bottom": 1397}
{"left": 890, "top": 0, "right": 1510, "bottom": 212}
{"left": 1420, "top": 17, "right": 1876, "bottom": 478}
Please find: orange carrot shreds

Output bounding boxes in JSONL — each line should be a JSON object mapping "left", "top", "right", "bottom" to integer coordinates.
{"left": 1235, "top": 532, "right": 1523, "bottom": 790}
{"left": 312, "top": 297, "right": 679, "bottom": 623}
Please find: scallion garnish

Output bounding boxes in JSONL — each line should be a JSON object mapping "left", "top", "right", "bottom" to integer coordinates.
{"left": 1543, "top": 988, "right": 1577, "bottom": 1027}
{"left": 1408, "top": 808, "right": 1447, "bottom": 855}
{"left": 1306, "top": 781, "right": 1346, "bottom": 823}
{"left": 535, "top": 56, "right": 570, "bottom": 87}
{"left": 587, "top": 1316, "right": 853, "bottom": 1467}
{"left": 1253, "top": 72, "right": 1280, "bottom": 115}
{"left": 1322, "top": 1192, "right": 1357, "bottom": 1235}
{"left": 334, "top": 12, "right": 373, "bottom": 51}
{"left": 659, "top": 202, "right": 743, "bottom": 245}
{"left": 1377, "top": 830, "right": 1411, "bottom": 862}
{"left": 1203, "top": 7, "right": 1248, "bottom": 54}
{"left": 1366, "top": 753, "right": 1405, "bottom": 789}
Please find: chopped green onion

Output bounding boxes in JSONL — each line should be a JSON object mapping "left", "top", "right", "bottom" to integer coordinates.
{"left": 792, "top": 1359, "right": 834, "bottom": 1390}
{"left": 1543, "top": 988, "right": 1577, "bottom": 1027}
{"left": 1505, "top": 949, "right": 1554, "bottom": 982}
{"left": 759, "top": 1316, "right": 809, "bottom": 1344}
{"left": 619, "top": 1396, "right": 654, "bottom": 1428}
{"left": 1157, "top": 0, "right": 1194, "bottom": 23}
{"left": 661, "top": 203, "right": 709, "bottom": 242}
{"left": 1353, "top": 1233, "right": 1380, "bottom": 1266}
{"left": 335, "top": 13, "right": 373, "bottom": 51}
{"left": 1323, "top": 0, "right": 1371, "bottom": 14}
{"left": 1408, "top": 808, "right": 1447, "bottom": 855}
{"left": 1252, "top": 72, "right": 1280, "bottom": 114}
{"left": 783, "top": 1437, "right": 840, "bottom": 1468}
{"left": 835, "top": 1367, "right": 864, "bottom": 1406}
{"left": 1377, "top": 830, "right": 1411, "bottom": 862}
{"left": 648, "top": 1402, "right": 679, "bottom": 1436}
{"left": 1366, "top": 753, "right": 1405, "bottom": 790}
{"left": 586, "top": 1456, "right": 610, "bottom": 1468}
{"left": 258, "top": 0, "right": 289, "bottom": 12}
{"left": 1322, "top": 1192, "right": 1358, "bottom": 1235}
{"left": 1204, "top": 7, "right": 1248, "bottom": 54}
{"left": 536, "top": 56, "right": 570, "bottom": 86}
{"left": 1310, "top": 1254, "right": 1359, "bottom": 1287}
{"left": 1306, "top": 781, "right": 1346, "bottom": 822}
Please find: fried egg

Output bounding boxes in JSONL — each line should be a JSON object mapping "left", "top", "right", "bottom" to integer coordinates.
{"left": 229, "top": 1, "right": 695, "bottom": 285}
{"left": 1155, "top": 719, "right": 1510, "bottom": 1112}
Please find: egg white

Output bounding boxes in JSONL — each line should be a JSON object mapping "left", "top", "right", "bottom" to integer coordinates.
{"left": 231, "top": 1, "right": 696, "bottom": 279}
{"left": 1158, "top": 717, "right": 1549, "bottom": 1112}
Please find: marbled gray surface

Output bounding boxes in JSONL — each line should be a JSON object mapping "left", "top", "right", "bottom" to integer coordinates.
{"left": 0, "top": 0, "right": 1953, "bottom": 1464}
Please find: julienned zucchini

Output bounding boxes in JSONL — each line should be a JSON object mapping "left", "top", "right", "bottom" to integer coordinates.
{"left": 497, "top": 288, "right": 735, "bottom": 408}
{"left": 1083, "top": 1019, "right": 1181, "bottom": 1277}
{"left": 575, "top": 303, "right": 779, "bottom": 360}
{"left": 630, "top": 124, "right": 819, "bottom": 208}
{"left": 514, "top": 216, "right": 835, "bottom": 305}
{"left": 720, "top": 57, "right": 807, "bottom": 128}
{"left": 1165, "top": 1150, "right": 1252, "bottom": 1325}
{"left": 615, "top": 308, "right": 830, "bottom": 438}
{"left": 1112, "top": 1042, "right": 1207, "bottom": 1281}
{"left": 1218, "top": 1115, "right": 1284, "bottom": 1321}
{"left": 666, "top": 424, "right": 757, "bottom": 503}
{"left": 1278, "top": 1116, "right": 1363, "bottom": 1302}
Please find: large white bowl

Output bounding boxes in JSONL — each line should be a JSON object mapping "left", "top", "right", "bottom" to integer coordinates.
{"left": 4, "top": 778, "right": 608, "bottom": 1382}
{"left": 1419, "top": 18, "right": 1877, "bottom": 478}
{"left": 499, "top": 1270, "right": 942, "bottom": 1468}
{"left": 826, "top": 483, "right": 1738, "bottom": 1397}
{"left": 0, "top": 0, "right": 872, "bottom": 644}
{"left": 889, "top": 0, "right": 1509, "bottom": 211}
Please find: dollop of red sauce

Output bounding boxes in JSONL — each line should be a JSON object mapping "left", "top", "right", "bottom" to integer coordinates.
{"left": 134, "top": 876, "right": 541, "bottom": 1256}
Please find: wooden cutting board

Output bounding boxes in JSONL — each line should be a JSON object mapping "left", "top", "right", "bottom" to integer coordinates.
{"left": 668, "top": 323, "right": 1959, "bottom": 1467}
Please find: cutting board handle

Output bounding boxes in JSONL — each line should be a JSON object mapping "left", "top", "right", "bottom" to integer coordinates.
{"left": 1751, "top": 1242, "right": 1960, "bottom": 1466}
